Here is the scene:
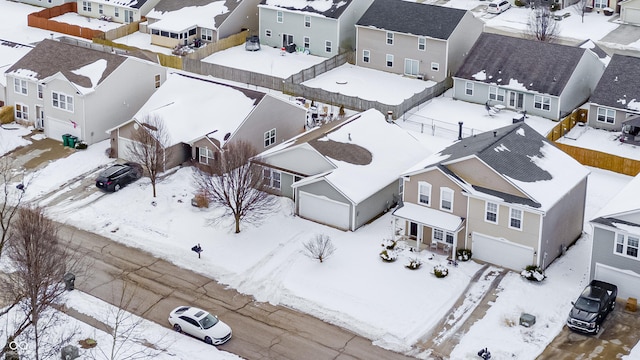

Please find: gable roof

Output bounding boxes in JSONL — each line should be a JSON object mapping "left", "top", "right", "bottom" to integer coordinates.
{"left": 148, "top": 0, "right": 233, "bottom": 31}
{"left": 259, "top": 0, "right": 354, "bottom": 19}
{"left": 589, "top": 53, "right": 640, "bottom": 112}
{"left": 592, "top": 173, "right": 640, "bottom": 227}
{"left": 356, "top": 0, "right": 468, "bottom": 40}
{"left": 5, "top": 39, "right": 126, "bottom": 91}
{"left": 90, "top": 0, "right": 153, "bottom": 9}
{"left": 454, "top": 33, "right": 586, "bottom": 96}
{"left": 406, "top": 123, "right": 589, "bottom": 211}
{"left": 129, "top": 72, "right": 265, "bottom": 146}
{"left": 0, "top": 40, "right": 33, "bottom": 88}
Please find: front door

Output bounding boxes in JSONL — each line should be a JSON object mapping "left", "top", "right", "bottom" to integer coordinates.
{"left": 409, "top": 222, "right": 418, "bottom": 239}
{"left": 36, "top": 106, "right": 44, "bottom": 129}
{"left": 124, "top": 9, "right": 133, "bottom": 23}
{"left": 282, "top": 34, "right": 294, "bottom": 47}
{"left": 508, "top": 91, "right": 524, "bottom": 110}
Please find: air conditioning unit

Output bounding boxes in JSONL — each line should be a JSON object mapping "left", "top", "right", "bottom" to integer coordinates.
{"left": 417, "top": 74, "right": 425, "bottom": 80}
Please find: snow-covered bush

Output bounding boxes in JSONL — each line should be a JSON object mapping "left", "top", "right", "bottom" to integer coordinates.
{"left": 380, "top": 249, "right": 398, "bottom": 262}
{"left": 521, "top": 265, "right": 546, "bottom": 282}
{"left": 405, "top": 258, "right": 423, "bottom": 270}
{"left": 381, "top": 238, "right": 397, "bottom": 250}
{"left": 433, "top": 265, "right": 449, "bottom": 278}
{"left": 456, "top": 248, "right": 472, "bottom": 262}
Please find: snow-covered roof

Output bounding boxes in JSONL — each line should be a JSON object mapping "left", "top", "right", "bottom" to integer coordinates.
{"left": 147, "top": 0, "right": 228, "bottom": 32}
{"left": 259, "top": 0, "right": 353, "bottom": 19}
{"left": 393, "top": 202, "right": 464, "bottom": 232}
{"left": 291, "top": 109, "right": 429, "bottom": 204}
{"left": 0, "top": 40, "right": 32, "bottom": 88}
{"left": 130, "top": 72, "right": 263, "bottom": 146}
{"left": 88, "top": 0, "right": 151, "bottom": 9}
{"left": 593, "top": 172, "right": 640, "bottom": 221}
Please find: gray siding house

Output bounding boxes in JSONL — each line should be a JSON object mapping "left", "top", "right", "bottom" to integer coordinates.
{"left": 590, "top": 174, "right": 640, "bottom": 302}
{"left": 258, "top": 0, "right": 374, "bottom": 57}
{"left": 588, "top": 54, "right": 640, "bottom": 132}
{"left": 76, "top": 0, "right": 161, "bottom": 24}
{"left": 395, "top": 123, "right": 589, "bottom": 271}
{"left": 453, "top": 33, "right": 605, "bottom": 121}
{"left": 109, "top": 72, "right": 307, "bottom": 170}
{"left": 355, "top": 0, "right": 483, "bottom": 83}
{"left": 5, "top": 39, "right": 166, "bottom": 145}
{"left": 254, "top": 109, "right": 428, "bottom": 231}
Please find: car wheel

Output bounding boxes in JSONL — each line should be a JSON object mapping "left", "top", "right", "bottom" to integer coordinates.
{"left": 173, "top": 324, "right": 182, "bottom": 333}
{"left": 204, "top": 336, "right": 213, "bottom": 345}
{"left": 114, "top": 184, "right": 121, "bottom": 192}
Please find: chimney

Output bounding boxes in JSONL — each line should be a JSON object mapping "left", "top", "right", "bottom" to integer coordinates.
{"left": 493, "top": 131, "right": 497, "bottom": 137}
{"left": 458, "top": 122, "right": 463, "bottom": 140}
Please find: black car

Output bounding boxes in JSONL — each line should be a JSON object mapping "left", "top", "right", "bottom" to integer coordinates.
{"left": 95, "top": 162, "right": 142, "bottom": 192}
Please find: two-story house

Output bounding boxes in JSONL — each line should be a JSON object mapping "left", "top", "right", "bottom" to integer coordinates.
{"left": 395, "top": 122, "right": 589, "bottom": 271}
{"left": 76, "top": 0, "right": 161, "bottom": 24}
{"left": 258, "top": 0, "right": 374, "bottom": 57}
{"left": 355, "top": 0, "right": 483, "bottom": 83}
{"left": 4, "top": 39, "right": 166, "bottom": 145}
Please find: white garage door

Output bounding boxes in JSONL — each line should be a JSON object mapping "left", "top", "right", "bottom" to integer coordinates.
{"left": 117, "top": 137, "right": 137, "bottom": 162}
{"left": 595, "top": 263, "right": 640, "bottom": 301}
{"left": 623, "top": 8, "right": 640, "bottom": 25}
{"left": 472, "top": 233, "right": 534, "bottom": 271}
{"left": 46, "top": 117, "right": 79, "bottom": 143}
{"left": 298, "top": 191, "right": 350, "bottom": 230}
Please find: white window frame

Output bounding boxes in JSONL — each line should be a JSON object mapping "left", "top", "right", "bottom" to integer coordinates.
{"left": 304, "top": 15, "right": 311, "bottom": 28}
{"left": 485, "top": 201, "right": 498, "bottom": 223}
{"left": 201, "top": 28, "right": 213, "bottom": 41}
{"left": 594, "top": 0, "right": 607, "bottom": 8}
{"left": 597, "top": 107, "right": 615, "bottom": 124}
{"left": 363, "top": 49, "right": 370, "bottom": 63}
{"left": 509, "top": 207, "right": 523, "bottom": 230}
{"left": 431, "top": 62, "right": 439, "bottom": 72}
{"left": 386, "top": 54, "right": 393, "bottom": 68}
{"left": 15, "top": 103, "right": 28, "bottom": 121}
{"left": 433, "top": 228, "right": 443, "bottom": 243}
{"left": 14, "top": 78, "right": 27, "bottom": 95}
{"left": 115, "top": 7, "right": 120, "bottom": 17}
{"left": 489, "top": 87, "right": 505, "bottom": 102}
{"left": 303, "top": 36, "right": 310, "bottom": 49}
{"left": 83, "top": 1, "right": 91, "bottom": 11}
{"left": 418, "top": 37, "right": 426, "bottom": 51}
{"left": 154, "top": 74, "right": 161, "bottom": 88}
{"left": 404, "top": 58, "right": 419, "bottom": 76}
{"left": 37, "top": 84, "right": 43, "bottom": 99}
{"left": 440, "top": 187, "right": 453, "bottom": 212}
{"left": 465, "top": 81, "right": 474, "bottom": 96}
{"left": 386, "top": 32, "right": 393, "bottom": 45}
{"left": 276, "top": 11, "right": 283, "bottom": 23}
{"left": 198, "top": 146, "right": 214, "bottom": 165}
{"left": 418, "top": 181, "right": 431, "bottom": 206}
{"left": 534, "top": 95, "right": 551, "bottom": 111}
{"left": 615, "top": 233, "right": 639, "bottom": 259}
{"left": 263, "top": 168, "right": 281, "bottom": 190}
{"left": 52, "top": 91, "right": 74, "bottom": 112}
{"left": 264, "top": 128, "right": 276, "bottom": 147}
{"left": 265, "top": 29, "right": 272, "bottom": 37}
{"left": 325, "top": 40, "right": 332, "bottom": 53}
{"left": 99, "top": 4, "right": 103, "bottom": 14}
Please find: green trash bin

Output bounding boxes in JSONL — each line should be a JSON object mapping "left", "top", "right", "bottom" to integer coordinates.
{"left": 62, "top": 133, "right": 71, "bottom": 147}
{"left": 68, "top": 136, "right": 78, "bottom": 148}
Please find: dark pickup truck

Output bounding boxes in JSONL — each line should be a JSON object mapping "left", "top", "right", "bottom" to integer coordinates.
{"left": 566, "top": 280, "right": 618, "bottom": 334}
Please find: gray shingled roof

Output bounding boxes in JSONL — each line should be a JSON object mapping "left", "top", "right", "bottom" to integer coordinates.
{"left": 589, "top": 53, "right": 640, "bottom": 111}
{"left": 259, "top": 0, "right": 354, "bottom": 19}
{"left": 5, "top": 39, "right": 126, "bottom": 89}
{"left": 454, "top": 33, "right": 586, "bottom": 96}
{"left": 356, "top": 0, "right": 467, "bottom": 40}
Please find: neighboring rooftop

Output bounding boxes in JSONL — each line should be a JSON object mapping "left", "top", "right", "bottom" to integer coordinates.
{"left": 259, "top": 0, "right": 354, "bottom": 19}
{"left": 589, "top": 53, "right": 640, "bottom": 112}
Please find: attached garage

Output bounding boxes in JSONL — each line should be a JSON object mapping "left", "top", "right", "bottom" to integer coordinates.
{"left": 594, "top": 263, "right": 640, "bottom": 301}
{"left": 117, "top": 137, "right": 137, "bottom": 161}
{"left": 622, "top": 6, "right": 640, "bottom": 25}
{"left": 472, "top": 233, "right": 534, "bottom": 271}
{"left": 45, "top": 117, "right": 79, "bottom": 143}
{"left": 298, "top": 191, "right": 350, "bottom": 230}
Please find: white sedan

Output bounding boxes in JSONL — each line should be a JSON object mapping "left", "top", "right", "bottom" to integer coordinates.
{"left": 168, "top": 306, "right": 232, "bottom": 345}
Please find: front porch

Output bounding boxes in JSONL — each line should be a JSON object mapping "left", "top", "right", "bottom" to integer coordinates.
{"left": 397, "top": 235, "right": 454, "bottom": 257}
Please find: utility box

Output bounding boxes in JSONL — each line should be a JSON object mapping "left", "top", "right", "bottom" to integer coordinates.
{"left": 63, "top": 272, "right": 75, "bottom": 291}
{"left": 61, "top": 345, "right": 80, "bottom": 359}
{"left": 519, "top": 313, "right": 536, "bottom": 327}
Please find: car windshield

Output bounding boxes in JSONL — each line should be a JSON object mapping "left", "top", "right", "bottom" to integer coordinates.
{"left": 199, "top": 314, "right": 219, "bottom": 329}
{"left": 575, "top": 297, "right": 599, "bottom": 312}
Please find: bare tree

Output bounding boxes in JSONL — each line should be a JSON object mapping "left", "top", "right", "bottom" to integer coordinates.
{"left": 525, "top": 6, "right": 560, "bottom": 42}
{"left": 127, "top": 114, "right": 172, "bottom": 198}
{"left": 303, "top": 234, "right": 336, "bottom": 263}
{"left": 0, "top": 156, "right": 27, "bottom": 259}
{"left": 0, "top": 206, "right": 85, "bottom": 360}
{"left": 574, "top": 0, "right": 590, "bottom": 23}
{"left": 193, "top": 140, "right": 278, "bottom": 233}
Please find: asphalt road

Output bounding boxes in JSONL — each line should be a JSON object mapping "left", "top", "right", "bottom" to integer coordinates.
{"left": 58, "top": 224, "right": 416, "bottom": 360}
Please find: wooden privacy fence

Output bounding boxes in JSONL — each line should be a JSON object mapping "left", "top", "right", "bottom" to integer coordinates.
{"left": 547, "top": 108, "right": 588, "bottom": 142}
{"left": 28, "top": 3, "right": 105, "bottom": 40}
{"left": 555, "top": 143, "right": 640, "bottom": 176}
{"left": 103, "top": 21, "right": 142, "bottom": 41}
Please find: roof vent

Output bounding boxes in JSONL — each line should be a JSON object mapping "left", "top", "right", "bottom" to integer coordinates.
{"left": 493, "top": 131, "right": 497, "bottom": 137}
{"left": 348, "top": 133, "right": 352, "bottom": 141}
{"left": 614, "top": 76, "right": 619, "bottom": 82}
{"left": 224, "top": 132, "right": 231, "bottom": 141}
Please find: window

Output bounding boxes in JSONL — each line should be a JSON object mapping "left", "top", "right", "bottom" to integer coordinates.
{"left": 263, "top": 168, "right": 281, "bottom": 189}
{"left": 189, "top": 28, "right": 196, "bottom": 36}
{"left": 399, "top": 178, "right": 404, "bottom": 197}
{"left": 154, "top": 74, "right": 161, "bottom": 88}
{"left": 509, "top": 208, "right": 522, "bottom": 229}
{"left": 431, "top": 62, "right": 439, "bottom": 71}
{"left": 265, "top": 29, "right": 272, "bottom": 37}
{"left": 37, "top": 84, "right": 43, "bottom": 99}
{"left": 418, "top": 37, "right": 426, "bottom": 51}
{"left": 440, "top": 188, "right": 453, "bottom": 211}
{"left": 597, "top": 107, "right": 615, "bottom": 124}
{"left": 386, "top": 32, "right": 393, "bottom": 45}
{"left": 489, "top": 87, "right": 505, "bottom": 102}
{"left": 325, "top": 41, "right": 332, "bottom": 53}
{"left": 15, "top": 104, "right": 28, "bottom": 120}
{"left": 14, "top": 78, "right": 27, "bottom": 95}
{"left": 199, "top": 147, "right": 214, "bottom": 164}
{"left": 52, "top": 91, "right": 74, "bottom": 112}
{"left": 201, "top": 28, "right": 213, "bottom": 41}
{"left": 418, "top": 181, "right": 431, "bottom": 205}
{"left": 304, "top": 15, "right": 311, "bottom": 27}
{"left": 534, "top": 95, "right": 551, "bottom": 111}
{"left": 99, "top": 4, "right": 103, "bottom": 14}
{"left": 303, "top": 36, "right": 310, "bottom": 49}
{"left": 362, "top": 50, "right": 370, "bottom": 63}
{"left": 386, "top": 54, "right": 393, "bottom": 67}
{"left": 82, "top": 1, "right": 91, "bottom": 11}
{"left": 277, "top": 11, "right": 283, "bottom": 23}
{"left": 465, "top": 82, "right": 474, "bottom": 96}
{"left": 264, "top": 128, "right": 276, "bottom": 147}
{"left": 445, "top": 231, "right": 454, "bottom": 244}
{"left": 615, "top": 233, "right": 639, "bottom": 258}
{"left": 404, "top": 59, "right": 419, "bottom": 76}
{"left": 594, "top": 0, "right": 607, "bottom": 8}
{"left": 115, "top": 7, "right": 120, "bottom": 17}
{"left": 485, "top": 202, "right": 498, "bottom": 223}
{"left": 433, "top": 228, "right": 443, "bottom": 242}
